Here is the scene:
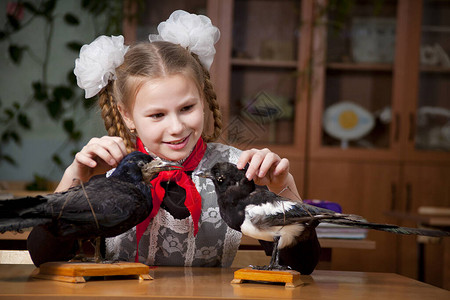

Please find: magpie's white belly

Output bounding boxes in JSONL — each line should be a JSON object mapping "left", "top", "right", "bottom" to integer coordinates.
{"left": 242, "top": 201, "right": 305, "bottom": 249}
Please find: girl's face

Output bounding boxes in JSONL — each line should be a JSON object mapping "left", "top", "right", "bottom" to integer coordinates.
{"left": 121, "top": 74, "right": 204, "bottom": 162}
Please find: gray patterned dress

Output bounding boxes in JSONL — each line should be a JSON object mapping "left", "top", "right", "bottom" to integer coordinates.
{"left": 105, "top": 143, "right": 243, "bottom": 267}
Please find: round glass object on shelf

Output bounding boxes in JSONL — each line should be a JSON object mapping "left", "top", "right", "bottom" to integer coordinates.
{"left": 323, "top": 101, "right": 375, "bottom": 149}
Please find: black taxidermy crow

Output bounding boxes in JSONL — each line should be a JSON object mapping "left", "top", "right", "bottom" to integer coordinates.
{"left": 0, "top": 151, "right": 181, "bottom": 262}
{"left": 196, "top": 162, "right": 450, "bottom": 270}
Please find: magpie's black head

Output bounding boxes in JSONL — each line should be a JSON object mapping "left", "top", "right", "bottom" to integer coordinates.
{"left": 110, "top": 151, "right": 181, "bottom": 183}
{"left": 195, "top": 162, "right": 255, "bottom": 202}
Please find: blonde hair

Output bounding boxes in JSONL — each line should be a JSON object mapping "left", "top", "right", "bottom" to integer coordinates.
{"left": 98, "top": 41, "right": 222, "bottom": 153}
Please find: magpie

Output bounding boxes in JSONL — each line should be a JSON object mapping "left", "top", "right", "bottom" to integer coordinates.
{"left": 196, "top": 162, "right": 450, "bottom": 270}
{"left": 0, "top": 151, "right": 181, "bottom": 262}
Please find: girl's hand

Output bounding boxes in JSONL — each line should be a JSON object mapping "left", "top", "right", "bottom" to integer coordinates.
{"left": 236, "top": 148, "right": 290, "bottom": 192}
{"left": 56, "top": 136, "right": 127, "bottom": 192}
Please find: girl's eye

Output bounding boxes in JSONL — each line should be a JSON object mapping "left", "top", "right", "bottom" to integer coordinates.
{"left": 181, "top": 104, "right": 194, "bottom": 112}
{"left": 149, "top": 113, "right": 164, "bottom": 119}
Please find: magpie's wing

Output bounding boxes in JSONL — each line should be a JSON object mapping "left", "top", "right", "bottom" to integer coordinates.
{"left": 245, "top": 190, "right": 449, "bottom": 237}
{"left": 243, "top": 189, "right": 339, "bottom": 228}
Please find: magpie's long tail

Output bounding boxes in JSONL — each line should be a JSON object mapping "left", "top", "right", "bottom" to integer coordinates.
{"left": 321, "top": 215, "right": 450, "bottom": 237}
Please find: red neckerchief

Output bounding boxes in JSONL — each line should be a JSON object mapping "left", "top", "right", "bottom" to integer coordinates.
{"left": 134, "top": 137, "right": 206, "bottom": 262}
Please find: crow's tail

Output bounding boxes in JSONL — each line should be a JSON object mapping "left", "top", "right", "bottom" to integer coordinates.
{"left": 0, "top": 218, "right": 49, "bottom": 233}
{"left": 0, "top": 196, "right": 47, "bottom": 218}
{"left": 322, "top": 216, "right": 450, "bottom": 237}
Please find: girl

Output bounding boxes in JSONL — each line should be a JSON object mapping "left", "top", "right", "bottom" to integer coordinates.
{"left": 27, "top": 10, "right": 320, "bottom": 274}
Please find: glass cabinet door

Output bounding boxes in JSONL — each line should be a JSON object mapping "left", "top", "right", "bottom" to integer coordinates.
{"left": 415, "top": 0, "right": 450, "bottom": 153}
{"left": 226, "top": 0, "right": 302, "bottom": 146}
{"left": 318, "top": 0, "right": 398, "bottom": 151}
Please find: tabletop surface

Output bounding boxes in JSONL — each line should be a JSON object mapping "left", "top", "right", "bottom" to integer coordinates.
{"left": 0, "top": 264, "right": 449, "bottom": 299}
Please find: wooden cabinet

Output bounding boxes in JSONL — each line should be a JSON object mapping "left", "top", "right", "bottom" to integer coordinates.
{"left": 397, "top": 163, "right": 450, "bottom": 286}
{"left": 307, "top": 0, "right": 450, "bottom": 284}
{"left": 307, "top": 160, "right": 401, "bottom": 272}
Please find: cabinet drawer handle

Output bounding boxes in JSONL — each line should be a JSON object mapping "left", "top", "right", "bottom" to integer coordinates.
{"left": 390, "top": 183, "right": 397, "bottom": 211}
{"left": 409, "top": 113, "right": 415, "bottom": 141}
{"left": 405, "top": 183, "right": 412, "bottom": 212}
{"left": 394, "top": 113, "right": 400, "bottom": 142}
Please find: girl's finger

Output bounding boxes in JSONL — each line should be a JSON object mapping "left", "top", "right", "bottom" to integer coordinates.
{"left": 258, "top": 152, "right": 279, "bottom": 178}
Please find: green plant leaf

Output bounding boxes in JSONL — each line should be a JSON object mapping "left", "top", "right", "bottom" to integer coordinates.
{"left": 63, "top": 119, "right": 75, "bottom": 133}
{"left": 7, "top": 15, "right": 21, "bottom": 30}
{"left": 53, "top": 86, "right": 74, "bottom": 100}
{"left": 8, "top": 45, "right": 24, "bottom": 64}
{"left": 81, "top": 0, "right": 91, "bottom": 9}
{"left": 4, "top": 108, "right": 15, "bottom": 119}
{"left": 64, "top": 13, "right": 80, "bottom": 25}
{"left": 17, "top": 113, "right": 31, "bottom": 129}
{"left": 83, "top": 0, "right": 108, "bottom": 14}
{"left": 10, "top": 131, "right": 21, "bottom": 144}
{"left": 32, "top": 82, "right": 48, "bottom": 101}
{"left": 43, "top": 0, "right": 57, "bottom": 14}
{"left": 0, "top": 31, "right": 6, "bottom": 41}
{"left": 52, "top": 154, "right": 64, "bottom": 168}
{"left": 2, "top": 130, "right": 21, "bottom": 145}
{"left": 1, "top": 132, "right": 9, "bottom": 143}
{"left": 70, "top": 130, "right": 82, "bottom": 141}
{"left": 83, "top": 97, "right": 96, "bottom": 109}
{"left": 66, "top": 41, "right": 83, "bottom": 52}
{"left": 0, "top": 154, "right": 17, "bottom": 166}
{"left": 46, "top": 99, "right": 62, "bottom": 119}
{"left": 67, "top": 70, "right": 77, "bottom": 85}
{"left": 26, "top": 173, "right": 52, "bottom": 190}
{"left": 23, "top": 2, "right": 38, "bottom": 14}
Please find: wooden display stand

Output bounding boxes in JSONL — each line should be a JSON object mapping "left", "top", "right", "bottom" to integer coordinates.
{"left": 32, "top": 261, "right": 152, "bottom": 283}
{"left": 231, "top": 268, "right": 303, "bottom": 288}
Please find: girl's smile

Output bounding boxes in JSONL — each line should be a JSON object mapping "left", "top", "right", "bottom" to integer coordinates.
{"left": 120, "top": 74, "right": 204, "bottom": 162}
{"left": 164, "top": 133, "right": 191, "bottom": 150}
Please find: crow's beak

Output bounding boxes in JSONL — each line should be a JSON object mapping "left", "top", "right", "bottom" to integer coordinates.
{"left": 153, "top": 160, "right": 183, "bottom": 172}
{"left": 141, "top": 159, "right": 183, "bottom": 183}
{"left": 194, "top": 170, "right": 213, "bottom": 179}
{"left": 142, "top": 159, "right": 182, "bottom": 176}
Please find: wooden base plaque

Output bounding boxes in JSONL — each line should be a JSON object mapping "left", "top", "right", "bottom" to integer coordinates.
{"left": 32, "top": 261, "right": 152, "bottom": 283}
{"left": 231, "top": 267, "right": 304, "bottom": 288}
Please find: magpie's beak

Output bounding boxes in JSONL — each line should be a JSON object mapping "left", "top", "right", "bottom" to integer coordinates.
{"left": 194, "top": 170, "right": 213, "bottom": 179}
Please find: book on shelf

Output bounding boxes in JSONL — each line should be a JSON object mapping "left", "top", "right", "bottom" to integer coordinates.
{"left": 316, "top": 223, "right": 368, "bottom": 239}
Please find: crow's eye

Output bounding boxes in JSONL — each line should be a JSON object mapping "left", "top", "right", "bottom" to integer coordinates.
{"left": 137, "top": 161, "right": 145, "bottom": 168}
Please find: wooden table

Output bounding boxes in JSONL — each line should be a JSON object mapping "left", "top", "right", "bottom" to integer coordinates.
{"left": 0, "top": 264, "right": 448, "bottom": 299}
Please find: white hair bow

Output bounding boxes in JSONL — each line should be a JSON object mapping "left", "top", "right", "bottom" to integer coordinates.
{"left": 149, "top": 10, "right": 220, "bottom": 70}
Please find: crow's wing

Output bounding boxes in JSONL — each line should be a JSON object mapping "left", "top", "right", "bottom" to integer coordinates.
{"left": 46, "top": 177, "right": 151, "bottom": 237}
{"left": 0, "top": 176, "right": 152, "bottom": 238}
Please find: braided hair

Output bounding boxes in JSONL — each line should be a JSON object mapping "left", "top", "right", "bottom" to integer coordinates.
{"left": 97, "top": 41, "right": 222, "bottom": 153}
